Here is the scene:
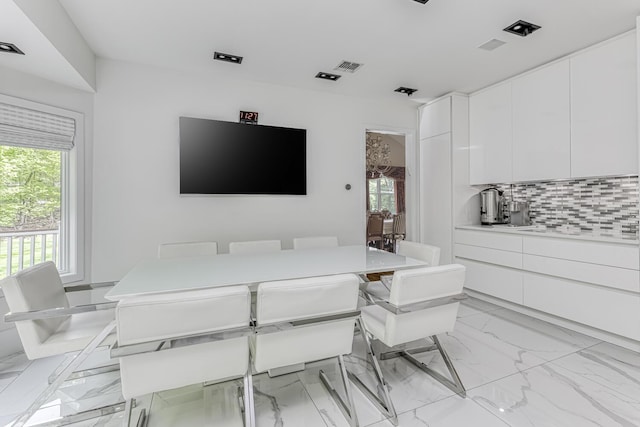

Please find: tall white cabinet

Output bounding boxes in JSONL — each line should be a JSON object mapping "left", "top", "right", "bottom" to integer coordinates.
{"left": 512, "top": 60, "right": 571, "bottom": 181}
{"left": 469, "top": 83, "right": 512, "bottom": 184}
{"left": 419, "top": 94, "right": 475, "bottom": 265}
{"left": 571, "top": 32, "right": 638, "bottom": 178}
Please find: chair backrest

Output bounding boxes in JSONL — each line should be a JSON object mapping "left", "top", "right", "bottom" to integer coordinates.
{"left": 392, "top": 213, "right": 406, "bottom": 235}
{"left": 0, "top": 262, "right": 69, "bottom": 359}
{"left": 229, "top": 239, "right": 282, "bottom": 255}
{"left": 396, "top": 240, "right": 440, "bottom": 266}
{"left": 116, "top": 286, "right": 251, "bottom": 399}
{"left": 367, "top": 214, "right": 384, "bottom": 238}
{"left": 157, "top": 241, "right": 218, "bottom": 259}
{"left": 253, "top": 274, "right": 359, "bottom": 373}
{"left": 292, "top": 236, "right": 339, "bottom": 250}
{"left": 383, "top": 265, "right": 466, "bottom": 347}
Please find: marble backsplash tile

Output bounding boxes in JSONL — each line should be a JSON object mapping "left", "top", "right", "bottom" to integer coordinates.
{"left": 495, "top": 175, "right": 639, "bottom": 236}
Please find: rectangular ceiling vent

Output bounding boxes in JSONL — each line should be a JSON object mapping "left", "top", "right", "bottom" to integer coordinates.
{"left": 334, "top": 60, "right": 363, "bottom": 73}
{"left": 478, "top": 39, "right": 506, "bottom": 51}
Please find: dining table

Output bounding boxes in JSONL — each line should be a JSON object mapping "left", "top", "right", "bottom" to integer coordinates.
{"left": 105, "top": 245, "right": 427, "bottom": 301}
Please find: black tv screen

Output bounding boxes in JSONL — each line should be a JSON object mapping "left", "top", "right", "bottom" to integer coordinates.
{"left": 179, "top": 117, "right": 307, "bottom": 195}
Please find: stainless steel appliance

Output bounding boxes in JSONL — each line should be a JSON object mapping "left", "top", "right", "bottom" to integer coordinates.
{"left": 508, "top": 201, "right": 531, "bottom": 226}
{"left": 480, "top": 188, "right": 508, "bottom": 225}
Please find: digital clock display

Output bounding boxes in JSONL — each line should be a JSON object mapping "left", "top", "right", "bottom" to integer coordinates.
{"left": 239, "top": 111, "right": 259, "bottom": 124}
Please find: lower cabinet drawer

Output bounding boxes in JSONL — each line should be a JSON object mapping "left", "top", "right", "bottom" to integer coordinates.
{"left": 455, "top": 244, "right": 523, "bottom": 269}
{"left": 523, "top": 272, "right": 640, "bottom": 340}
{"left": 457, "top": 258, "right": 523, "bottom": 304}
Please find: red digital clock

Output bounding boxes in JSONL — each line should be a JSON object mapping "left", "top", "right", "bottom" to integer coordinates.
{"left": 239, "top": 111, "right": 259, "bottom": 124}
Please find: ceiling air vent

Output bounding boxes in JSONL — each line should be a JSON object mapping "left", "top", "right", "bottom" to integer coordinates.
{"left": 0, "top": 42, "right": 24, "bottom": 55}
{"left": 334, "top": 60, "right": 363, "bottom": 73}
{"left": 478, "top": 39, "right": 507, "bottom": 51}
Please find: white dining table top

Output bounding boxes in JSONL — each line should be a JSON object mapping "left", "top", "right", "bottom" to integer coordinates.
{"left": 105, "top": 245, "right": 427, "bottom": 301}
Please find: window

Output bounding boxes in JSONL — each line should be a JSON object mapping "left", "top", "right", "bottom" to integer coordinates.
{"left": 0, "top": 95, "right": 84, "bottom": 283}
{"left": 368, "top": 176, "right": 396, "bottom": 213}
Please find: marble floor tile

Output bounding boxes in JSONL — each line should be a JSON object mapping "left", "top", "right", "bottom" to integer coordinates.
{"left": 368, "top": 394, "right": 511, "bottom": 427}
{"left": 459, "top": 309, "right": 601, "bottom": 363}
{"left": 0, "top": 355, "right": 64, "bottom": 417}
{"left": 421, "top": 322, "right": 549, "bottom": 390}
{"left": 469, "top": 357, "right": 640, "bottom": 427}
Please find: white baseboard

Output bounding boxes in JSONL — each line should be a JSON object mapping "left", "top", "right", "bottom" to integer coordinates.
{"left": 465, "top": 289, "right": 640, "bottom": 353}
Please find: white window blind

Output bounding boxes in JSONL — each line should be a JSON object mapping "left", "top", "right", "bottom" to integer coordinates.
{"left": 0, "top": 102, "right": 76, "bottom": 151}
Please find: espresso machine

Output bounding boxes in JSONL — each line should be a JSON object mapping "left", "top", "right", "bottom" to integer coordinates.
{"left": 480, "top": 188, "right": 508, "bottom": 225}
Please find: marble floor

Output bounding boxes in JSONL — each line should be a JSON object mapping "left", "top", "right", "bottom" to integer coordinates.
{"left": 0, "top": 297, "right": 639, "bottom": 426}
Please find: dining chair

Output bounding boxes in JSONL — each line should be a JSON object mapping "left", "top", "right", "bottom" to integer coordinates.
{"left": 292, "top": 236, "right": 339, "bottom": 249}
{"left": 1, "top": 261, "right": 123, "bottom": 425}
{"left": 229, "top": 239, "right": 282, "bottom": 254}
{"left": 113, "top": 286, "right": 255, "bottom": 427}
{"left": 390, "top": 213, "right": 406, "bottom": 251}
{"left": 252, "top": 274, "right": 361, "bottom": 427}
{"left": 157, "top": 241, "right": 218, "bottom": 259}
{"left": 396, "top": 240, "right": 440, "bottom": 266}
{"left": 366, "top": 214, "right": 384, "bottom": 249}
{"left": 354, "top": 265, "right": 467, "bottom": 424}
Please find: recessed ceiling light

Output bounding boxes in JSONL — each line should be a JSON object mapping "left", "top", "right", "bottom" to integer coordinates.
{"left": 413, "top": 0, "right": 430, "bottom": 4}
{"left": 213, "top": 51, "right": 243, "bottom": 64}
{"left": 503, "top": 20, "right": 541, "bottom": 37}
{"left": 395, "top": 87, "right": 417, "bottom": 96}
{"left": 315, "top": 72, "right": 341, "bottom": 81}
{"left": 0, "top": 42, "right": 24, "bottom": 55}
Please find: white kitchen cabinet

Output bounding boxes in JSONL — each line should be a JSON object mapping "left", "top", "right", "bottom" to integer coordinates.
{"left": 457, "top": 258, "right": 523, "bottom": 304}
{"left": 420, "top": 97, "right": 451, "bottom": 139}
{"left": 570, "top": 33, "right": 638, "bottom": 178}
{"left": 469, "top": 82, "right": 512, "bottom": 184}
{"left": 420, "top": 133, "right": 452, "bottom": 264}
{"left": 512, "top": 60, "right": 571, "bottom": 181}
{"left": 523, "top": 273, "right": 640, "bottom": 341}
{"left": 454, "top": 227, "right": 640, "bottom": 342}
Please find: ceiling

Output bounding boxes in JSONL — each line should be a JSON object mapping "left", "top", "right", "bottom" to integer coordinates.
{"left": 3, "top": 0, "right": 640, "bottom": 101}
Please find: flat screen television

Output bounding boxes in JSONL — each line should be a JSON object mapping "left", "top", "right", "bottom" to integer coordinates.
{"left": 179, "top": 117, "right": 307, "bottom": 195}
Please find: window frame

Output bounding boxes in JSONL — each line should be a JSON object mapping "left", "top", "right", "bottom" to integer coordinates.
{"left": 0, "top": 93, "right": 85, "bottom": 284}
{"left": 369, "top": 176, "right": 396, "bottom": 214}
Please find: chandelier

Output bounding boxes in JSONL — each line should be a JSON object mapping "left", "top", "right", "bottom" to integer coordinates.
{"left": 366, "top": 133, "right": 391, "bottom": 178}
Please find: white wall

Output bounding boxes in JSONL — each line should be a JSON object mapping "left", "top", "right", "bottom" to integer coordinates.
{"left": 92, "top": 59, "right": 416, "bottom": 281}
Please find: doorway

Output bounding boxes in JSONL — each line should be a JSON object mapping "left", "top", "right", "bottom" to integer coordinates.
{"left": 365, "top": 131, "right": 407, "bottom": 252}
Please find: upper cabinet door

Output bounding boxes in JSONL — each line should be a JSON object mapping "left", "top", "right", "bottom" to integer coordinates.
{"left": 469, "top": 82, "right": 513, "bottom": 184}
{"left": 420, "top": 97, "right": 451, "bottom": 139}
{"left": 570, "top": 33, "right": 638, "bottom": 178}
{"left": 512, "top": 60, "right": 571, "bottom": 182}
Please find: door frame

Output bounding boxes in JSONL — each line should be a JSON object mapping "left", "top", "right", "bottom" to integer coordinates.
{"left": 362, "top": 124, "right": 417, "bottom": 244}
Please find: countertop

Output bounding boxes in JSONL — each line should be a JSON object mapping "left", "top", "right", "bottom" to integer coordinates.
{"left": 456, "top": 224, "right": 640, "bottom": 245}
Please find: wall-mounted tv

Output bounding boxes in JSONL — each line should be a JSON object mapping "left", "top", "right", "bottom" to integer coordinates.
{"left": 179, "top": 117, "right": 307, "bottom": 195}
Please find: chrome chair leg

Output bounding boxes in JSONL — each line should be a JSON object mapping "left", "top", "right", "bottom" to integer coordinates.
{"left": 12, "top": 321, "right": 118, "bottom": 427}
{"left": 319, "top": 355, "right": 359, "bottom": 427}
{"left": 241, "top": 367, "right": 256, "bottom": 427}
{"left": 48, "top": 362, "right": 121, "bottom": 385}
{"left": 393, "top": 335, "right": 466, "bottom": 397}
{"left": 347, "top": 317, "right": 398, "bottom": 426}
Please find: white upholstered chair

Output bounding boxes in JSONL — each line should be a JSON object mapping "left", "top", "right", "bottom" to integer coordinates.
{"left": 253, "top": 274, "right": 361, "bottom": 427}
{"left": 355, "top": 265, "right": 467, "bottom": 423}
{"left": 292, "top": 236, "right": 339, "bottom": 249}
{"left": 396, "top": 240, "right": 440, "bottom": 266}
{"left": 376, "top": 241, "right": 441, "bottom": 289}
{"left": 1, "top": 261, "right": 122, "bottom": 425}
{"left": 157, "top": 241, "right": 218, "bottom": 259}
{"left": 0, "top": 261, "right": 116, "bottom": 360}
{"left": 229, "top": 239, "right": 282, "bottom": 254}
{"left": 113, "top": 286, "right": 254, "bottom": 427}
